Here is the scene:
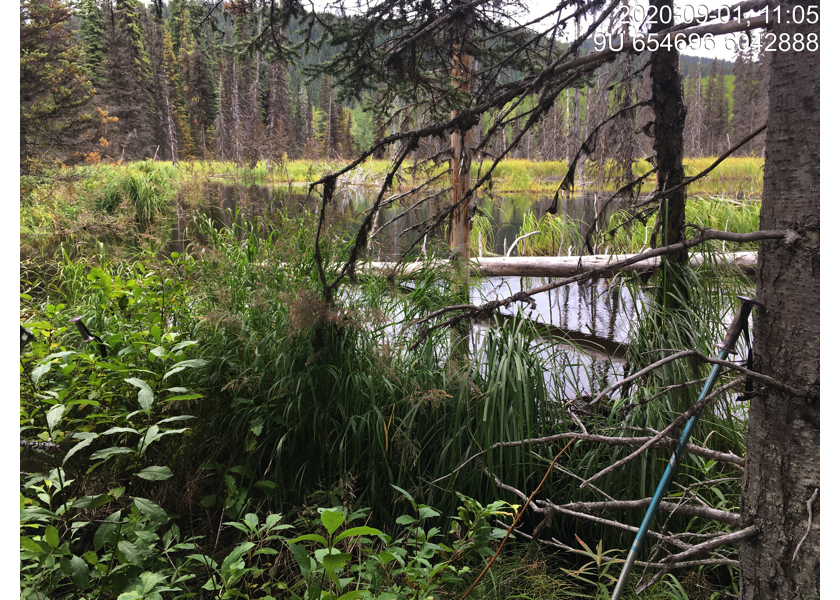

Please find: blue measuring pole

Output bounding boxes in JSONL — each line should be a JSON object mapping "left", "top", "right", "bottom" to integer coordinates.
{"left": 610, "top": 296, "right": 757, "bottom": 600}
{"left": 610, "top": 350, "right": 726, "bottom": 599}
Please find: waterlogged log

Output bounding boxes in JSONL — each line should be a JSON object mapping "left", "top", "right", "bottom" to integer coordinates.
{"left": 366, "top": 251, "right": 757, "bottom": 279}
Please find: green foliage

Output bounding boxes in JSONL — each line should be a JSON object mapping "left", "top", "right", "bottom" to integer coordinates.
{"left": 20, "top": 252, "right": 207, "bottom": 600}
{"left": 93, "top": 162, "right": 177, "bottom": 225}
{"left": 21, "top": 0, "right": 113, "bottom": 176}
{"left": 284, "top": 489, "right": 513, "bottom": 600}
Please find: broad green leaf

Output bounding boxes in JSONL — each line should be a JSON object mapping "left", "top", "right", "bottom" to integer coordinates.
{"left": 70, "top": 555, "right": 89, "bottom": 589}
{"left": 156, "top": 415, "right": 195, "bottom": 425}
{"left": 21, "top": 537, "right": 43, "bottom": 554}
{"left": 46, "top": 404, "right": 66, "bottom": 431}
{"left": 321, "top": 509, "right": 345, "bottom": 535}
{"left": 118, "top": 540, "right": 143, "bottom": 567}
{"left": 171, "top": 340, "right": 198, "bottom": 351}
{"left": 20, "top": 506, "right": 58, "bottom": 523}
{"left": 264, "top": 513, "right": 282, "bottom": 530}
{"left": 164, "top": 359, "right": 207, "bottom": 380}
{"left": 390, "top": 484, "right": 415, "bottom": 505}
{"left": 140, "top": 570, "right": 168, "bottom": 593}
{"left": 101, "top": 427, "right": 139, "bottom": 436}
{"left": 418, "top": 506, "right": 440, "bottom": 520}
{"left": 137, "top": 466, "right": 173, "bottom": 481}
{"left": 90, "top": 446, "right": 133, "bottom": 460}
{"left": 395, "top": 515, "right": 416, "bottom": 525}
{"left": 134, "top": 497, "right": 168, "bottom": 523}
{"left": 322, "top": 552, "right": 351, "bottom": 573}
{"left": 139, "top": 425, "right": 162, "bottom": 454}
{"left": 44, "top": 525, "right": 59, "bottom": 548}
{"left": 243, "top": 513, "right": 259, "bottom": 531}
{"left": 72, "top": 494, "right": 111, "bottom": 509}
{"left": 287, "top": 543, "right": 311, "bottom": 578}
{"left": 337, "top": 591, "right": 370, "bottom": 600}
{"left": 221, "top": 541, "right": 255, "bottom": 573}
{"left": 287, "top": 533, "right": 328, "bottom": 546}
{"left": 31, "top": 361, "right": 52, "bottom": 384}
{"left": 200, "top": 494, "right": 219, "bottom": 508}
{"left": 164, "top": 393, "right": 203, "bottom": 402}
{"left": 125, "top": 377, "right": 154, "bottom": 410}
{"left": 150, "top": 325, "right": 162, "bottom": 344}
{"left": 150, "top": 346, "right": 167, "bottom": 358}
{"left": 63, "top": 436, "right": 96, "bottom": 464}
{"left": 334, "top": 526, "right": 383, "bottom": 543}
{"left": 94, "top": 510, "right": 122, "bottom": 550}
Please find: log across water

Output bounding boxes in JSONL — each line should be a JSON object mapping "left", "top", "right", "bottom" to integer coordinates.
{"left": 366, "top": 251, "right": 757, "bottom": 279}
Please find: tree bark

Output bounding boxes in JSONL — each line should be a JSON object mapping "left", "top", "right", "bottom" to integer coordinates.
{"left": 649, "top": 0, "right": 687, "bottom": 263}
{"left": 739, "top": 2, "right": 820, "bottom": 597}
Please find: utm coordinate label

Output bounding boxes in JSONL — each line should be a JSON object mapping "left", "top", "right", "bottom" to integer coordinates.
{"left": 591, "top": 3, "right": 819, "bottom": 53}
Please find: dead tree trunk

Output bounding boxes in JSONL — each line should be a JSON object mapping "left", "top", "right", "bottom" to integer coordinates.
{"left": 739, "top": 2, "right": 820, "bottom": 597}
{"left": 649, "top": 0, "right": 687, "bottom": 263}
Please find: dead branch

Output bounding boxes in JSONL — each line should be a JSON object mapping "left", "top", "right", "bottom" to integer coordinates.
{"left": 533, "top": 505, "right": 693, "bottom": 550}
{"left": 529, "top": 450, "right": 615, "bottom": 501}
{"left": 589, "top": 347, "right": 808, "bottom": 407}
{"left": 460, "top": 439, "right": 576, "bottom": 600}
{"left": 557, "top": 498, "right": 740, "bottom": 526}
{"left": 508, "top": 521, "right": 741, "bottom": 574}
{"left": 791, "top": 486, "right": 819, "bottom": 565}
{"left": 635, "top": 123, "right": 768, "bottom": 211}
{"left": 317, "top": 137, "right": 418, "bottom": 300}
{"left": 633, "top": 525, "right": 757, "bottom": 593}
{"left": 578, "top": 377, "right": 745, "bottom": 488}
{"left": 662, "top": 525, "right": 757, "bottom": 563}
{"left": 430, "top": 427, "right": 744, "bottom": 486}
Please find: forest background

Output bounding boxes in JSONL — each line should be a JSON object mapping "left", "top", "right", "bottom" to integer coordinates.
{"left": 19, "top": 0, "right": 767, "bottom": 177}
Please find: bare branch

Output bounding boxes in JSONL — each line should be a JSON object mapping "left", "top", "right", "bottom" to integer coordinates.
{"left": 578, "top": 377, "right": 745, "bottom": 488}
{"left": 430, "top": 426, "right": 745, "bottom": 486}
{"left": 662, "top": 525, "right": 757, "bottom": 563}
{"left": 635, "top": 123, "right": 768, "bottom": 211}
{"left": 556, "top": 498, "right": 740, "bottom": 526}
{"left": 589, "top": 347, "right": 808, "bottom": 407}
{"left": 791, "top": 486, "right": 819, "bottom": 565}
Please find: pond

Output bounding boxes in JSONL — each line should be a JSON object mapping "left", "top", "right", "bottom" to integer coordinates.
{"left": 23, "top": 181, "right": 650, "bottom": 399}
{"left": 173, "top": 182, "right": 633, "bottom": 260}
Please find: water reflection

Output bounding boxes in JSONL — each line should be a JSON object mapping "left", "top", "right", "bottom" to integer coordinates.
{"left": 175, "top": 182, "right": 633, "bottom": 260}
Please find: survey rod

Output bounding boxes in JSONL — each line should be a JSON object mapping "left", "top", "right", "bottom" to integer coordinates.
{"left": 611, "top": 295, "right": 761, "bottom": 599}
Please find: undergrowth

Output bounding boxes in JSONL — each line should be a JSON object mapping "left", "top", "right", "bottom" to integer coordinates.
{"left": 21, "top": 193, "right": 749, "bottom": 598}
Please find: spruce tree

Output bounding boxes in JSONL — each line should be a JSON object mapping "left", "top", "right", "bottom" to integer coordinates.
{"left": 21, "top": 0, "right": 111, "bottom": 174}
{"left": 76, "top": 0, "right": 106, "bottom": 84}
{"left": 179, "top": 12, "right": 214, "bottom": 158}
{"left": 163, "top": 23, "right": 195, "bottom": 158}
{"left": 99, "top": 1, "right": 156, "bottom": 160}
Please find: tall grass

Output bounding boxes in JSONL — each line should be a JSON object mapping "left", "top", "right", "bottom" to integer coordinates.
{"left": 606, "top": 196, "right": 761, "bottom": 254}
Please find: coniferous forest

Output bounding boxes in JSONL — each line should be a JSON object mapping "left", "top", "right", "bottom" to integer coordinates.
{"left": 20, "top": 2, "right": 818, "bottom": 600}
{"left": 22, "top": 0, "right": 768, "bottom": 174}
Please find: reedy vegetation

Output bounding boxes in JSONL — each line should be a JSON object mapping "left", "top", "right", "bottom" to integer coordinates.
{"left": 21, "top": 185, "right": 750, "bottom": 598}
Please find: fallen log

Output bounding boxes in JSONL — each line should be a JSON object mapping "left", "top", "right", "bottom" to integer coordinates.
{"left": 366, "top": 251, "right": 756, "bottom": 279}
